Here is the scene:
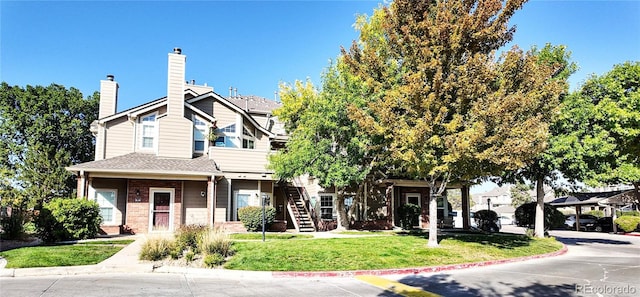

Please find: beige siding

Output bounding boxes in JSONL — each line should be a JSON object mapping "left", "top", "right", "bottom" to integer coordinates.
{"left": 232, "top": 180, "right": 259, "bottom": 192}
{"left": 104, "top": 116, "right": 134, "bottom": 158}
{"left": 213, "top": 102, "right": 237, "bottom": 127}
{"left": 209, "top": 147, "right": 271, "bottom": 173}
{"left": 254, "top": 130, "right": 270, "bottom": 151}
{"left": 157, "top": 116, "right": 193, "bottom": 158}
{"left": 90, "top": 178, "right": 127, "bottom": 226}
{"left": 183, "top": 181, "right": 208, "bottom": 225}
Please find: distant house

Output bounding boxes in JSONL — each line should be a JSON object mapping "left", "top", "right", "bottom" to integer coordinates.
{"left": 67, "top": 48, "right": 474, "bottom": 234}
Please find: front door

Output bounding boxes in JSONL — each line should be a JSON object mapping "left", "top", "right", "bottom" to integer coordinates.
{"left": 149, "top": 189, "right": 173, "bottom": 232}
{"left": 405, "top": 193, "right": 421, "bottom": 227}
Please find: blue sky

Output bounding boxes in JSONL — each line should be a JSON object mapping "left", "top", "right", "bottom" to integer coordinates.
{"left": 2, "top": 0, "right": 638, "bottom": 194}
{"left": 2, "top": 0, "right": 639, "bottom": 114}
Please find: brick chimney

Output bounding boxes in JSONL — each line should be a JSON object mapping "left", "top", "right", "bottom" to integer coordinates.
{"left": 99, "top": 74, "right": 118, "bottom": 119}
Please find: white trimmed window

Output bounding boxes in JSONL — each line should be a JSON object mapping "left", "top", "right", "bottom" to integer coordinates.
{"left": 242, "top": 126, "right": 255, "bottom": 149}
{"left": 320, "top": 194, "right": 335, "bottom": 220}
{"left": 140, "top": 113, "right": 157, "bottom": 149}
{"left": 214, "top": 124, "right": 237, "bottom": 148}
{"left": 193, "top": 117, "right": 207, "bottom": 152}
{"left": 94, "top": 189, "right": 117, "bottom": 225}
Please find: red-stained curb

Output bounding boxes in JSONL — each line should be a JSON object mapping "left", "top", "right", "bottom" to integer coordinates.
{"left": 272, "top": 244, "right": 568, "bottom": 278}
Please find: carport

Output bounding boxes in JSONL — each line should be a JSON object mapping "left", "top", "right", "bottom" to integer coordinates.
{"left": 550, "top": 190, "right": 635, "bottom": 232}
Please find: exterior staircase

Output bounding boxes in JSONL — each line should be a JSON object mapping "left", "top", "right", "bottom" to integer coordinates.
{"left": 284, "top": 185, "right": 316, "bottom": 232}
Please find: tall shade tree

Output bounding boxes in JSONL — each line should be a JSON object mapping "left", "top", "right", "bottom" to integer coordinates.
{"left": 568, "top": 62, "right": 640, "bottom": 207}
{"left": 269, "top": 62, "right": 378, "bottom": 229}
{"left": 0, "top": 83, "right": 98, "bottom": 211}
{"left": 343, "top": 0, "right": 565, "bottom": 246}
{"left": 500, "top": 43, "right": 578, "bottom": 238}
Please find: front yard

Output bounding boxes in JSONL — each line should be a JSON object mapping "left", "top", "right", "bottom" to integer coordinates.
{"left": 224, "top": 232, "right": 562, "bottom": 271}
{"left": 0, "top": 240, "right": 134, "bottom": 268}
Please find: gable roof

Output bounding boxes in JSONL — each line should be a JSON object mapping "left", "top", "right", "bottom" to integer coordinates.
{"left": 67, "top": 153, "right": 220, "bottom": 176}
{"left": 186, "top": 91, "right": 274, "bottom": 137}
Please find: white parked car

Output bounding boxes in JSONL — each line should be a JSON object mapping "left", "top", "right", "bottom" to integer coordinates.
{"left": 499, "top": 216, "right": 514, "bottom": 225}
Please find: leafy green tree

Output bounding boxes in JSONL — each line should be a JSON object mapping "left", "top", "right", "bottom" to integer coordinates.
{"left": 342, "top": 0, "right": 565, "bottom": 246}
{"left": 499, "top": 43, "right": 578, "bottom": 238}
{"left": 571, "top": 62, "right": 640, "bottom": 208}
{"left": 269, "top": 62, "right": 378, "bottom": 229}
{"left": 510, "top": 183, "right": 534, "bottom": 208}
{"left": 0, "top": 83, "right": 98, "bottom": 211}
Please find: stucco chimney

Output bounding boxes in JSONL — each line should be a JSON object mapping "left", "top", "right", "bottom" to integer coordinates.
{"left": 99, "top": 74, "right": 118, "bottom": 119}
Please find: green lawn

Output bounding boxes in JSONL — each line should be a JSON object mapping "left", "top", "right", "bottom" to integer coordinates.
{"left": 224, "top": 233, "right": 562, "bottom": 271}
{"left": 229, "top": 233, "right": 314, "bottom": 240}
{"left": 0, "top": 240, "right": 134, "bottom": 268}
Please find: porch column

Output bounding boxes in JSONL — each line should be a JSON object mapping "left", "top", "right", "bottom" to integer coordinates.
{"left": 462, "top": 185, "right": 471, "bottom": 230}
{"left": 227, "top": 178, "right": 233, "bottom": 221}
{"left": 386, "top": 182, "right": 394, "bottom": 224}
{"left": 575, "top": 206, "right": 581, "bottom": 231}
{"left": 207, "top": 176, "right": 214, "bottom": 227}
{"left": 612, "top": 205, "right": 618, "bottom": 233}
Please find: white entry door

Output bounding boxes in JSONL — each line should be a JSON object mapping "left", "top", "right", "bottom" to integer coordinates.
{"left": 405, "top": 193, "right": 421, "bottom": 227}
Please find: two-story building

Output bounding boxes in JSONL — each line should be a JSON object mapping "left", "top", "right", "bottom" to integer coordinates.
{"left": 67, "top": 48, "right": 474, "bottom": 235}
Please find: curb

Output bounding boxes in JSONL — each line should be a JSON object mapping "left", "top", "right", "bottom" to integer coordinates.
{"left": 1, "top": 264, "right": 154, "bottom": 278}
{"left": 1, "top": 244, "right": 568, "bottom": 279}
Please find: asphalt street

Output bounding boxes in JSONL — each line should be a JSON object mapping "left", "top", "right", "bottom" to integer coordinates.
{"left": 1, "top": 226, "right": 638, "bottom": 297}
{"left": 387, "top": 226, "right": 640, "bottom": 297}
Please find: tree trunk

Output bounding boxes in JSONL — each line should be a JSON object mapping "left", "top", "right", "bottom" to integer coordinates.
{"left": 428, "top": 186, "right": 439, "bottom": 247}
{"left": 534, "top": 177, "right": 545, "bottom": 238}
{"left": 335, "top": 189, "right": 349, "bottom": 230}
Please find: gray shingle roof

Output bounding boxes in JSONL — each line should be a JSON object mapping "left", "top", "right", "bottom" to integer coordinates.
{"left": 67, "top": 153, "right": 220, "bottom": 176}
{"left": 226, "top": 95, "right": 281, "bottom": 113}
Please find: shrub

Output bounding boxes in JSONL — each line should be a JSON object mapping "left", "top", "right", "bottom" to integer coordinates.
{"left": 585, "top": 210, "right": 604, "bottom": 218}
{"left": 515, "top": 202, "right": 565, "bottom": 230}
{"left": 203, "top": 253, "right": 225, "bottom": 268}
{"left": 139, "top": 237, "right": 175, "bottom": 261}
{"left": 0, "top": 210, "right": 27, "bottom": 240}
{"left": 185, "top": 251, "right": 195, "bottom": 262}
{"left": 474, "top": 210, "right": 499, "bottom": 232}
{"left": 197, "top": 228, "right": 234, "bottom": 257}
{"left": 617, "top": 211, "right": 640, "bottom": 217}
{"left": 174, "top": 224, "right": 207, "bottom": 253}
{"left": 35, "top": 198, "right": 102, "bottom": 242}
{"left": 615, "top": 216, "right": 640, "bottom": 233}
{"left": 397, "top": 203, "right": 421, "bottom": 230}
{"left": 237, "top": 206, "right": 276, "bottom": 232}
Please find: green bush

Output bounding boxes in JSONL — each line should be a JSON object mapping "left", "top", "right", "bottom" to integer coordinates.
{"left": 515, "top": 202, "right": 565, "bottom": 230}
{"left": 197, "top": 228, "right": 234, "bottom": 257}
{"left": 617, "top": 211, "right": 640, "bottom": 217}
{"left": 585, "top": 210, "right": 604, "bottom": 218}
{"left": 237, "top": 206, "right": 276, "bottom": 232}
{"left": 203, "top": 253, "right": 224, "bottom": 268}
{"left": 0, "top": 210, "right": 27, "bottom": 240}
{"left": 397, "top": 203, "right": 421, "bottom": 230}
{"left": 35, "top": 198, "right": 102, "bottom": 242}
{"left": 185, "top": 251, "right": 195, "bottom": 262}
{"left": 139, "top": 237, "right": 175, "bottom": 261}
{"left": 474, "top": 210, "right": 499, "bottom": 232}
{"left": 174, "top": 224, "right": 207, "bottom": 253}
{"left": 614, "top": 216, "right": 640, "bottom": 233}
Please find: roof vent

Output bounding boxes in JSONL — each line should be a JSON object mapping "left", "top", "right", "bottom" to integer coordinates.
{"left": 106, "top": 74, "right": 114, "bottom": 81}
{"left": 173, "top": 47, "right": 182, "bottom": 54}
